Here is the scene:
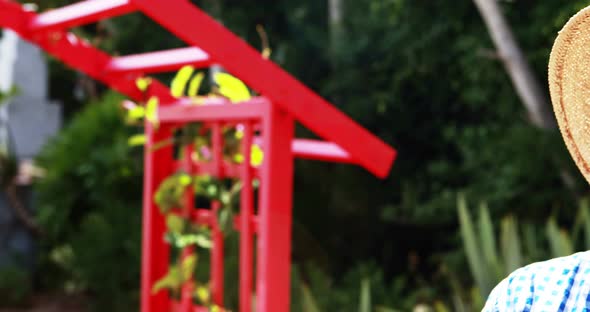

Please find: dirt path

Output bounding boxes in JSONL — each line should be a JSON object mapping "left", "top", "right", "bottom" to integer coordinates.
{"left": 0, "top": 294, "right": 87, "bottom": 312}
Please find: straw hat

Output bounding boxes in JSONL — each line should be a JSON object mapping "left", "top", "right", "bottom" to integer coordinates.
{"left": 549, "top": 5, "right": 590, "bottom": 184}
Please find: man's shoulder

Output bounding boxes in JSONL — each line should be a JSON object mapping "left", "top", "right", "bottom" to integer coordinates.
{"left": 515, "top": 250, "right": 590, "bottom": 276}
{"left": 483, "top": 251, "right": 590, "bottom": 311}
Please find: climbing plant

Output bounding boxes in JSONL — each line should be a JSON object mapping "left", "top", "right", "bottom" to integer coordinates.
{"left": 127, "top": 66, "right": 263, "bottom": 311}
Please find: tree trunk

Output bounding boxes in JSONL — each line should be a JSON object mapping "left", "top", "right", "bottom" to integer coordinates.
{"left": 328, "top": 0, "right": 343, "bottom": 66}
{"left": 472, "top": 0, "right": 556, "bottom": 130}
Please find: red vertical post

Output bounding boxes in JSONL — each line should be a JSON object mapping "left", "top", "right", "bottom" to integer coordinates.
{"left": 141, "top": 123, "right": 173, "bottom": 312}
{"left": 239, "top": 122, "right": 254, "bottom": 312}
{"left": 256, "top": 104, "right": 295, "bottom": 312}
{"left": 210, "top": 200, "right": 224, "bottom": 305}
{"left": 211, "top": 123, "right": 223, "bottom": 177}
{"left": 181, "top": 145, "right": 195, "bottom": 312}
{"left": 210, "top": 123, "right": 225, "bottom": 306}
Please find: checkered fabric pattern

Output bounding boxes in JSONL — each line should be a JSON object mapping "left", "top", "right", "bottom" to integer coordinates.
{"left": 483, "top": 251, "right": 590, "bottom": 312}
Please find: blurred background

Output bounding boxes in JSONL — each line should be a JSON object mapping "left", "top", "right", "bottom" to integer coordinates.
{"left": 1, "top": 0, "right": 590, "bottom": 311}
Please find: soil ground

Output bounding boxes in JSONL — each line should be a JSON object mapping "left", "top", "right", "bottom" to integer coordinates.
{"left": 0, "top": 293, "right": 87, "bottom": 312}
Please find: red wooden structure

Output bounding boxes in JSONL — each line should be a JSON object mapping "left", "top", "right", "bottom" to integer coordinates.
{"left": 0, "top": 1, "right": 397, "bottom": 311}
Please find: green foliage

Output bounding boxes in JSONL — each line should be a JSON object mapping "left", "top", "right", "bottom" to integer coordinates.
{"left": 154, "top": 173, "right": 192, "bottom": 213}
{"left": 24, "top": 0, "right": 590, "bottom": 309}
{"left": 456, "top": 196, "right": 590, "bottom": 308}
{"left": 34, "top": 92, "right": 143, "bottom": 311}
{"left": 0, "top": 265, "right": 32, "bottom": 306}
{"left": 291, "top": 262, "right": 437, "bottom": 312}
{"left": 0, "top": 86, "right": 19, "bottom": 105}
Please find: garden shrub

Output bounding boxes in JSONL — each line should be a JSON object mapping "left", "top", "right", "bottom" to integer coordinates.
{"left": 34, "top": 91, "right": 143, "bottom": 311}
{"left": 0, "top": 264, "right": 32, "bottom": 306}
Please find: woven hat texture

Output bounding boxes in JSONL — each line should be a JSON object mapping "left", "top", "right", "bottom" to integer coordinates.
{"left": 549, "top": 5, "right": 590, "bottom": 184}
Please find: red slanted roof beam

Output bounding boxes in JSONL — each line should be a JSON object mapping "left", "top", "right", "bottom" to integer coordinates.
{"left": 29, "top": 0, "right": 135, "bottom": 33}
{"left": 106, "top": 47, "right": 211, "bottom": 75}
{"left": 133, "top": 0, "right": 396, "bottom": 178}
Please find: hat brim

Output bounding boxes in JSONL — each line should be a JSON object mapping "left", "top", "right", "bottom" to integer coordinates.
{"left": 549, "top": 5, "right": 590, "bottom": 184}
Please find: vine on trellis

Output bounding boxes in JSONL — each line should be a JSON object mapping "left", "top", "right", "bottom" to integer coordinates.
{"left": 126, "top": 65, "right": 262, "bottom": 311}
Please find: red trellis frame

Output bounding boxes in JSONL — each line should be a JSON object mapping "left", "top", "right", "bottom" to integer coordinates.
{"left": 0, "top": 1, "right": 397, "bottom": 311}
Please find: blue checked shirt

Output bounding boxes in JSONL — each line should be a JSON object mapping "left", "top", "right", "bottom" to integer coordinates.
{"left": 483, "top": 251, "right": 590, "bottom": 311}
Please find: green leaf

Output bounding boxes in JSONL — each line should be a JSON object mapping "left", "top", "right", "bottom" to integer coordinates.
{"left": 178, "top": 173, "right": 192, "bottom": 186}
{"left": 433, "top": 302, "right": 451, "bottom": 312}
{"left": 181, "top": 254, "right": 197, "bottom": 282}
{"left": 522, "top": 223, "right": 540, "bottom": 263}
{"left": 358, "top": 277, "right": 371, "bottom": 312}
{"left": 194, "top": 234, "right": 212, "bottom": 249}
{"left": 233, "top": 144, "right": 264, "bottom": 166}
{"left": 375, "top": 307, "right": 402, "bottom": 312}
{"left": 214, "top": 72, "right": 251, "bottom": 102}
{"left": 188, "top": 72, "right": 205, "bottom": 97}
{"left": 145, "top": 96, "right": 159, "bottom": 128}
{"left": 135, "top": 77, "right": 152, "bottom": 92}
{"left": 301, "top": 283, "right": 321, "bottom": 312}
{"left": 194, "top": 285, "right": 210, "bottom": 304}
{"left": 478, "top": 202, "right": 501, "bottom": 280}
{"left": 546, "top": 217, "right": 573, "bottom": 258}
{"left": 172, "top": 233, "right": 212, "bottom": 249}
{"left": 152, "top": 266, "right": 181, "bottom": 294}
{"left": 171, "top": 65, "right": 194, "bottom": 98}
{"left": 579, "top": 199, "right": 590, "bottom": 250}
{"left": 126, "top": 106, "right": 145, "bottom": 122}
{"left": 218, "top": 206, "right": 233, "bottom": 233}
{"left": 457, "top": 195, "right": 490, "bottom": 299}
{"left": 128, "top": 134, "right": 146, "bottom": 146}
{"left": 154, "top": 173, "right": 191, "bottom": 213}
{"left": 500, "top": 216, "right": 522, "bottom": 275}
{"left": 251, "top": 144, "right": 264, "bottom": 166}
{"left": 166, "top": 214, "right": 185, "bottom": 235}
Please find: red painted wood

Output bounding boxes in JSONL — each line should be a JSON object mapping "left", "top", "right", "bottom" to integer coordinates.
{"left": 210, "top": 124, "right": 225, "bottom": 306}
{"left": 29, "top": 0, "right": 135, "bottom": 32}
{"left": 0, "top": 0, "right": 175, "bottom": 103}
{"left": 141, "top": 123, "right": 173, "bottom": 312}
{"left": 256, "top": 138, "right": 355, "bottom": 164}
{"left": 0, "top": 3, "right": 398, "bottom": 312}
{"left": 180, "top": 247, "right": 194, "bottom": 312}
{"left": 256, "top": 104, "right": 295, "bottom": 311}
{"left": 210, "top": 201, "right": 225, "bottom": 306}
{"left": 291, "top": 139, "right": 353, "bottom": 163}
{"left": 174, "top": 161, "right": 251, "bottom": 179}
{"left": 158, "top": 97, "right": 267, "bottom": 123}
{"left": 239, "top": 122, "right": 254, "bottom": 312}
{"left": 233, "top": 214, "right": 259, "bottom": 234}
{"left": 106, "top": 47, "right": 211, "bottom": 75}
{"left": 180, "top": 145, "right": 195, "bottom": 312}
{"left": 0, "top": 0, "right": 31, "bottom": 33}
{"left": 134, "top": 0, "right": 396, "bottom": 178}
{"left": 170, "top": 301, "right": 209, "bottom": 312}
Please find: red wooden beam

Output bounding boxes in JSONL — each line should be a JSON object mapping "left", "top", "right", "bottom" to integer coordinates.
{"left": 158, "top": 97, "right": 268, "bottom": 122}
{"left": 239, "top": 122, "right": 255, "bottom": 312}
{"left": 255, "top": 138, "right": 354, "bottom": 164}
{"left": 256, "top": 104, "right": 294, "bottom": 312}
{"left": 29, "top": 0, "right": 135, "bottom": 32}
{"left": 0, "top": 0, "right": 30, "bottom": 33}
{"left": 210, "top": 201, "right": 224, "bottom": 306}
{"left": 182, "top": 209, "right": 260, "bottom": 234}
{"left": 292, "top": 139, "right": 353, "bottom": 163}
{"left": 141, "top": 124, "right": 174, "bottom": 312}
{"left": 133, "top": 0, "right": 396, "bottom": 178}
{"left": 174, "top": 161, "right": 257, "bottom": 179}
{"left": 106, "top": 47, "right": 211, "bottom": 75}
{"left": 0, "top": 0, "right": 174, "bottom": 103}
{"left": 170, "top": 301, "right": 209, "bottom": 312}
